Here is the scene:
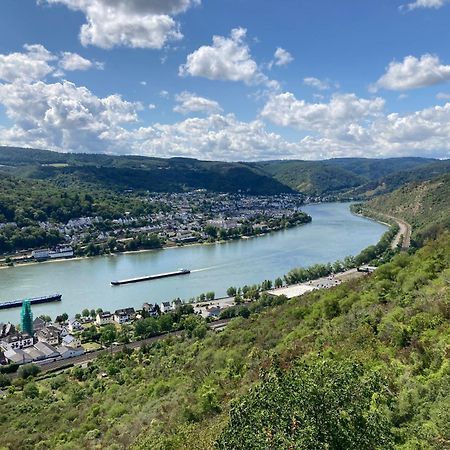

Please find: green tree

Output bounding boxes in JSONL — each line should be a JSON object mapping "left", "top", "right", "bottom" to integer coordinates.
{"left": 217, "top": 358, "right": 393, "bottom": 450}
{"left": 82, "top": 309, "right": 90, "bottom": 318}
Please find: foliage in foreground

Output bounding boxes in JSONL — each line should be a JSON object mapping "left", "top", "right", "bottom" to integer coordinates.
{"left": 1, "top": 233, "right": 450, "bottom": 449}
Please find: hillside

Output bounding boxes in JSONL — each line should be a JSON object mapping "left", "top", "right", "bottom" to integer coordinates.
{"left": 359, "top": 173, "right": 450, "bottom": 243}
{"left": 0, "top": 147, "right": 292, "bottom": 195}
{"left": 2, "top": 230, "right": 450, "bottom": 448}
{"left": 251, "top": 157, "right": 444, "bottom": 197}
{"left": 1, "top": 147, "right": 449, "bottom": 197}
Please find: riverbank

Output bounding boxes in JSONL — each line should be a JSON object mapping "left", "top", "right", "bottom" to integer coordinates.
{"left": 0, "top": 218, "right": 311, "bottom": 270}
{"left": 0, "top": 203, "right": 387, "bottom": 324}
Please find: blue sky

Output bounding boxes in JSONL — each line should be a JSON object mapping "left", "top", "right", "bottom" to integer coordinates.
{"left": 0, "top": 0, "right": 450, "bottom": 160}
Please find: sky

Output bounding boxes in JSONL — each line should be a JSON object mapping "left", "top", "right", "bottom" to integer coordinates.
{"left": 0, "top": 0, "right": 450, "bottom": 161}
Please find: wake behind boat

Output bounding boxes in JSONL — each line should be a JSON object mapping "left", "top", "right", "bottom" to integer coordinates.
{"left": 111, "top": 268, "right": 190, "bottom": 286}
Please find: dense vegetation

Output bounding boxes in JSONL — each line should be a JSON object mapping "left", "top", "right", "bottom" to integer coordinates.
{"left": 358, "top": 173, "right": 450, "bottom": 244}
{"left": 1, "top": 146, "right": 449, "bottom": 198}
{"left": 0, "top": 175, "right": 163, "bottom": 253}
{"left": 1, "top": 231, "right": 449, "bottom": 449}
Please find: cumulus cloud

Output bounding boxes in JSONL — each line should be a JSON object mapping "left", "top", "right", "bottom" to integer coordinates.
{"left": 303, "top": 77, "right": 332, "bottom": 91}
{"left": 59, "top": 52, "right": 103, "bottom": 71}
{"left": 401, "top": 0, "right": 448, "bottom": 11}
{"left": 40, "top": 0, "right": 200, "bottom": 49}
{"left": 0, "top": 44, "right": 56, "bottom": 83}
{"left": 261, "top": 92, "right": 385, "bottom": 135}
{"left": 115, "top": 114, "right": 303, "bottom": 160}
{"left": 0, "top": 80, "right": 140, "bottom": 152}
{"left": 173, "top": 91, "right": 222, "bottom": 115}
{"left": 179, "top": 28, "right": 274, "bottom": 87}
{"left": 371, "top": 54, "right": 450, "bottom": 91}
{"left": 271, "top": 47, "right": 293, "bottom": 67}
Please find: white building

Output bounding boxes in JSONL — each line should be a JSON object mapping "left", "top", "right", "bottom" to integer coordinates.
{"left": 96, "top": 312, "right": 114, "bottom": 326}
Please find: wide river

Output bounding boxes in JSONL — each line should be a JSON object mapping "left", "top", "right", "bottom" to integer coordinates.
{"left": 0, "top": 203, "right": 387, "bottom": 324}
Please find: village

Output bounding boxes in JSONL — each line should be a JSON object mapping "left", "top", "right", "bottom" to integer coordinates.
{"left": 1, "top": 191, "right": 312, "bottom": 264}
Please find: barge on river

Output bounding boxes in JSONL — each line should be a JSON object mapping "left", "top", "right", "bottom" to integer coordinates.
{"left": 0, "top": 293, "right": 62, "bottom": 310}
{"left": 111, "top": 268, "right": 190, "bottom": 286}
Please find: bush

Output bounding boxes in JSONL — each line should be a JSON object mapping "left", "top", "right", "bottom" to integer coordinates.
{"left": 18, "top": 364, "right": 41, "bottom": 379}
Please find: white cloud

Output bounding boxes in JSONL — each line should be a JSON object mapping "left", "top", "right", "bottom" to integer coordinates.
{"left": 59, "top": 52, "right": 103, "bottom": 71}
{"left": 160, "top": 90, "right": 169, "bottom": 98}
{"left": 402, "top": 0, "right": 448, "bottom": 11}
{"left": 303, "top": 77, "right": 332, "bottom": 91}
{"left": 0, "top": 44, "right": 56, "bottom": 83}
{"left": 0, "top": 80, "right": 140, "bottom": 152}
{"left": 261, "top": 92, "right": 385, "bottom": 134}
{"left": 148, "top": 103, "right": 156, "bottom": 110}
{"left": 272, "top": 47, "right": 293, "bottom": 67}
{"left": 40, "top": 0, "right": 200, "bottom": 49}
{"left": 437, "top": 92, "right": 450, "bottom": 100}
{"left": 173, "top": 91, "right": 222, "bottom": 115}
{"left": 115, "top": 114, "right": 303, "bottom": 160}
{"left": 371, "top": 54, "right": 450, "bottom": 91}
{"left": 179, "top": 28, "right": 273, "bottom": 87}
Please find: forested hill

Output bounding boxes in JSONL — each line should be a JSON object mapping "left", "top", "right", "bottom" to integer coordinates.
{"left": 0, "top": 147, "right": 291, "bottom": 195}
{"left": 361, "top": 173, "right": 450, "bottom": 243}
{"left": 1, "top": 146, "right": 449, "bottom": 197}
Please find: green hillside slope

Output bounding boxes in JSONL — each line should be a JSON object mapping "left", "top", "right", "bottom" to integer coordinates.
{"left": 361, "top": 173, "right": 450, "bottom": 242}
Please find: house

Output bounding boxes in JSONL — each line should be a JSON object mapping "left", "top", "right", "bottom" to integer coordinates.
{"left": 160, "top": 302, "right": 172, "bottom": 313}
{"left": 32, "top": 317, "right": 46, "bottom": 333}
{"left": 205, "top": 306, "right": 222, "bottom": 318}
{"left": 142, "top": 303, "right": 159, "bottom": 317}
{"left": 0, "top": 322, "right": 15, "bottom": 338}
{"left": 68, "top": 318, "right": 83, "bottom": 332}
{"left": 22, "top": 346, "right": 46, "bottom": 361}
{"left": 31, "top": 248, "right": 50, "bottom": 260}
{"left": 62, "top": 334, "right": 82, "bottom": 348}
{"left": 56, "top": 346, "right": 84, "bottom": 359}
{"left": 4, "top": 348, "right": 33, "bottom": 365}
{"left": 171, "top": 299, "right": 182, "bottom": 309}
{"left": 0, "top": 333, "right": 34, "bottom": 351}
{"left": 34, "top": 341, "right": 59, "bottom": 359}
{"left": 113, "top": 308, "right": 135, "bottom": 324}
{"left": 96, "top": 311, "right": 114, "bottom": 326}
{"left": 36, "top": 325, "right": 60, "bottom": 346}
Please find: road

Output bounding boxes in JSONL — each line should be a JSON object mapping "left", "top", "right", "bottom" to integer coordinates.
{"left": 360, "top": 208, "right": 411, "bottom": 251}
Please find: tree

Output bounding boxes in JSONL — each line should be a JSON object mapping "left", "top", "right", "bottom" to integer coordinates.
{"left": 18, "top": 364, "right": 41, "bottom": 379}
{"left": 217, "top": 358, "right": 393, "bottom": 450}
{"left": 100, "top": 325, "right": 117, "bottom": 346}
{"left": 23, "top": 383, "right": 39, "bottom": 399}
{"left": 274, "top": 277, "right": 283, "bottom": 288}
{"left": 227, "top": 286, "right": 237, "bottom": 297}
{"left": 39, "top": 315, "right": 52, "bottom": 323}
{"left": 82, "top": 309, "right": 90, "bottom": 318}
{"left": 206, "top": 291, "right": 215, "bottom": 301}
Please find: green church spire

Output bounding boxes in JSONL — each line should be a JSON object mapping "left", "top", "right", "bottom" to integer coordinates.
{"left": 21, "top": 300, "right": 33, "bottom": 336}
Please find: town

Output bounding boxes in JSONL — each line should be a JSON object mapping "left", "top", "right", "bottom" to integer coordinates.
{"left": 1, "top": 192, "right": 311, "bottom": 266}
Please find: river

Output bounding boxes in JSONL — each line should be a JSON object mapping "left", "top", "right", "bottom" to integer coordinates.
{"left": 0, "top": 202, "right": 387, "bottom": 324}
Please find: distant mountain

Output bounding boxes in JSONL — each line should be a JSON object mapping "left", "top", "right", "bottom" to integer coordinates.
{"left": 0, "top": 146, "right": 448, "bottom": 198}
{"left": 250, "top": 157, "right": 442, "bottom": 197}
{"left": 0, "top": 147, "right": 292, "bottom": 195}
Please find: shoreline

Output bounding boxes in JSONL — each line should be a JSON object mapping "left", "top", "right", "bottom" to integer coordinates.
{"left": 0, "top": 220, "right": 311, "bottom": 270}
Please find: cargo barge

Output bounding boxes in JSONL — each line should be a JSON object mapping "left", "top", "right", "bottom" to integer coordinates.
{"left": 0, "top": 293, "right": 62, "bottom": 310}
{"left": 111, "top": 268, "right": 190, "bottom": 286}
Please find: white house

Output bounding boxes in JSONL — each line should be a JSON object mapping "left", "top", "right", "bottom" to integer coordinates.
{"left": 113, "top": 308, "right": 135, "bottom": 324}
{"left": 0, "top": 333, "right": 34, "bottom": 352}
{"left": 56, "top": 346, "right": 84, "bottom": 359}
{"left": 96, "top": 311, "right": 114, "bottom": 326}
{"left": 160, "top": 302, "right": 172, "bottom": 313}
{"left": 36, "top": 325, "right": 60, "bottom": 346}
{"left": 62, "top": 334, "right": 82, "bottom": 348}
{"left": 68, "top": 319, "right": 83, "bottom": 332}
{"left": 4, "top": 348, "right": 33, "bottom": 365}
